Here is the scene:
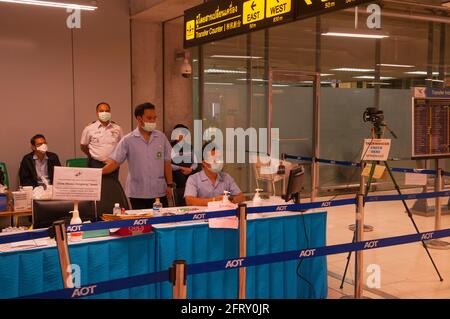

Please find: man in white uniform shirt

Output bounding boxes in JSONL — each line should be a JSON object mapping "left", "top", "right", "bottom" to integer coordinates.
{"left": 80, "top": 102, "right": 123, "bottom": 178}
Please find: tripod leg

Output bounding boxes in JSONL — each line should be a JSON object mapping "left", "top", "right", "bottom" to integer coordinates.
{"left": 384, "top": 161, "right": 444, "bottom": 282}
{"left": 340, "top": 230, "right": 356, "bottom": 289}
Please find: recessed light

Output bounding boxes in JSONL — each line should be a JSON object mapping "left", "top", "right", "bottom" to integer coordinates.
{"left": 0, "top": 0, "right": 97, "bottom": 10}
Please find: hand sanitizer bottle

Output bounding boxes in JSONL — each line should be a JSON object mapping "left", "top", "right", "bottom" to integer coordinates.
{"left": 113, "top": 203, "right": 121, "bottom": 215}
{"left": 222, "top": 191, "right": 231, "bottom": 205}
{"left": 253, "top": 188, "right": 263, "bottom": 206}
{"left": 153, "top": 198, "right": 163, "bottom": 213}
{"left": 69, "top": 210, "right": 83, "bottom": 242}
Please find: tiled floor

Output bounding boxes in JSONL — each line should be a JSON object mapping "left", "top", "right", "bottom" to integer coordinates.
{"left": 318, "top": 188, "right": 450, "bottom": 299}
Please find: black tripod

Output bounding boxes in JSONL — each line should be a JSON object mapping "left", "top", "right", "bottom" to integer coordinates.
{"left": 340, "top": 109, "right": 443, "bottom": 290}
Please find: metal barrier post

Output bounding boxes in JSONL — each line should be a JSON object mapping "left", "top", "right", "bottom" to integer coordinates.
{"left": 170, "top": 260, "right": 187, "bottom": 299}
{"left": 427, "top": 159, "right": 450, "bottom": 250}
{"left": 354, "top": 192, "right": 364, "bottom": 299}
{"left": 52, "top": 220, "right": 74, "bottom": 288}
{"left": 237, "top": 203, "right": 247, "bottom": 299}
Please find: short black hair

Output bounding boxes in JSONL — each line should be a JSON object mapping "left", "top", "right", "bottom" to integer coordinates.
{"left": 96, "top": 102, "right": 110, "bottom": 111}
{"left": 30, "top": 134, "right": 46, "bottom": 146}
{"left": 134, "top": 102, "right": 155, "bottom": 118}
{"left": 173, "top": 124, "right": 188, "bottom": 130}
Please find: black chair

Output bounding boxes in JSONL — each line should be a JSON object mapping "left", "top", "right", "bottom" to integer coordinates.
{"left": 172, "top": 187, "right": 186, "bottom": 207}
{"left": 32, "top": 200, "right": 96, "bottom": 229}
{"left": 96, "top": 174, "right": 129, "bottom": 215}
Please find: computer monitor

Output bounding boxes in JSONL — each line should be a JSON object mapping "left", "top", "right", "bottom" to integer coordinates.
{"left": 32, "top": 200, "right": 97, "bottom": 229}
{"left": 283, "top": 165, "right": 305, "bottom": 204}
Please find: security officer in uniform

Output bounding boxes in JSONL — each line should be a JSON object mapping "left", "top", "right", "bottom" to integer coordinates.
{"left": 103, "top": 102, "right": 174, "bottom": 209}
{"left": 171, "top": 124, "right": 198, "bottom": 188}
{"left": 80, "top": 102, "right": 123, "bottom": 178}
{"left": 184, "top": 143, "right": 244, "bottom": 206}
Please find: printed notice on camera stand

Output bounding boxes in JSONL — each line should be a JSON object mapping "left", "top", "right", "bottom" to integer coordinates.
{"left": 361, "top": 139, "right": 391, "bottom": 161}
{"left": 52, "top": 167, "right": 102, "bottom": 201}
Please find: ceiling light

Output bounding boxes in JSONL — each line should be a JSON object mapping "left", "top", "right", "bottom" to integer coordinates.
{"left": 204, "top": 82, "right": 234, "bottom": 86}
{"left": 405, "top": 71, "right": 439, "bottom": 75}
{"left": 205, "top": 68, "right": 247, "bottom": 74}
{"left": 425, "top": 78, "right": 444, "bottom": 83}
{"left": 322, "top": 32, "right": 389, "bottom": 39}
{"left": 353, "top": 76, "right": 395, "bottom": 80}
{"left": 377, "top": 64, "right": 415, "bottom": 68}
{"left": 368, "top": 82, "right": 391, "bottom": 86}
{"left": 0, "top": 0, "right": 97, "bottom": 10}
{"left": 210, "top": 55, "right": 262, "bottom": 59}
{"left": 321, "top": 73, "right": 334, "bottom": 77}
{"left": 331, "top": 68, "right": 375, "bottom": 72}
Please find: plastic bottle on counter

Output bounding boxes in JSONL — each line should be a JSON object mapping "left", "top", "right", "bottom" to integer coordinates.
{"left": 113, "top": 203, "right": 121, "bottom": 215}
{"left": 69, "top": 210, "right": 83, "bottom": 242}
{"left": 253, "top": 188, "right": 264, "bottom": 206}
{"left": 153, "top": 198, "right": 162, "bottom": 213}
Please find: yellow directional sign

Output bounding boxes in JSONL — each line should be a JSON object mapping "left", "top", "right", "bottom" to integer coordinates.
{"left": 243, "top": 0, "right": 265, "bottom": 25}
{"left": 266, "top": 0, "right": 291, "bottom": 18}
{"left": 185, "top": 20, "right": 195, "bottom": 41}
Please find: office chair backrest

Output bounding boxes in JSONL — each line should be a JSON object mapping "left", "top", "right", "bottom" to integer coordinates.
{"left": 0, "top": 162, "right": 9, "bottom": 188}
{"left": 66, "top": 158, "right": 88, "bottom": 168}
{"left": 32, "top": 200, "right": 96, "bottom": 229}
{"left": 172, "top": 187, "right": 186, "bottom": 207}
{"left": 96, "top": 174, "right": 130, "bottom": 215}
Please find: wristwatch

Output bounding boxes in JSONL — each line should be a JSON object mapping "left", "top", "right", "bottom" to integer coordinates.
{"left": 167, "top": 182, "right": 176, "bottom": 188}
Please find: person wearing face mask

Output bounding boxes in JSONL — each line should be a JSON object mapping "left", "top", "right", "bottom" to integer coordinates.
{"left": 102, "top": 102, "right": 174, "bottom": 209}
{"left": 80, "top": 102, "right": 123, "bottom": 178}
{"left": 170, "top": 124, "right": 199, "bottom": 189}
{"left": 19, "top": 134, "right": 61, "bottom": 187}
{"left": 184, "top": 143, "right": 244, "bottom": 206}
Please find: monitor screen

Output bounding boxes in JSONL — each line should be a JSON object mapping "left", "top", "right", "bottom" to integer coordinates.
{"left": 32, "top": 200, "right": 97, "bottom": 229}
{"left": 284, "top": 165, "right": 305, "bottom": 203}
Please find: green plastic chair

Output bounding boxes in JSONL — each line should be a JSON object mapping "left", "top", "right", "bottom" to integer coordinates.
{"left": 66, "top": 158, "right": 89, "bottom": 168}
{"left": 0, "top": 162, "right": 9, "bottom": 188}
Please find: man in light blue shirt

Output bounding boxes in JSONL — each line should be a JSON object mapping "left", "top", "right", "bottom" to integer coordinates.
{"left": 184, "top": 143, "right": 244, "bottom": 206}
{"left": 102, "top": 103, "right": 174, "bottom": 209}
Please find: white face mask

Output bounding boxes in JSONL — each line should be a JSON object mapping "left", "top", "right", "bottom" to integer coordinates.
{"left": 207, "top": 158, "right": 223, "bottom": 173}
{"left": 36, "top": 144, "right": 48, "bottom": 153}
{"left": 142, "top": 122, "right": 157, "bottom": 132}
{"left": 98, "top": 112, "right": 111, "bottom": 122}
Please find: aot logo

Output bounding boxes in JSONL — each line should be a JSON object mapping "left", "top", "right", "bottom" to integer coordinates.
{"left": 193, "top": 214, "right": 206, "bottom": 220}
{"left": 276, "top": 206, "right": 288, "bottom": 211}
{"left": 71, "top": 285, "right": 97, "bottom": 298}
{"left": 133, "top": 219, "right": 148, "bottom": 226}
{"left": 225, "top": 258, "right": 244, "bottom": 268}
{"left": 421, "top": 232, "right": 434, "bottom": 241}
{"left": 321, "top": 201, "right": 332, "bottom": 207}
{"left": 364, "top": 241, "right": 379, "bottom": 249}
{"left": 67, "top": 225, "right": 82, "bottom": 232}
{"left": 299, "top": 249, "right": 316, "bottom": 257}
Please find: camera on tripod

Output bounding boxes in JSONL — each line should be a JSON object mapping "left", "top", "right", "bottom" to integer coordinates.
{"left": 363, "top": 107, "right": 385, "bottom": 128}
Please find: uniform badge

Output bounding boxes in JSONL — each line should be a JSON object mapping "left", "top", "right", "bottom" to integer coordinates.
{"left": 156, "top": 151, "right": 162, "bottom": 159}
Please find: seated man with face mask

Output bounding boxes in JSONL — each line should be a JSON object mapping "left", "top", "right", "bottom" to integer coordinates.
{"left": 19, "top": 134, "right": 61, "bottom": 187}
{"left": 184, "top": 143, "right": 245, "bottom": 206}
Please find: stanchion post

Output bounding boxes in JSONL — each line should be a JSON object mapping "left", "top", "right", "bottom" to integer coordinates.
{"left": 237, "top": 203, "right": 247, "bottom": 299}
{"left": 354, "top": 167, "right": 366, "bottom": 299}
{"left": 52, "top": 220, "right": 74, "bottom": 288}
{"left": 427, "top": 159, "right": 450, "bottom": 250}
{"left": 435, "top": 159, "right": 442, "bottom": 230}
{"left": 170, "top": 260, "right": 187, "bottom": 299}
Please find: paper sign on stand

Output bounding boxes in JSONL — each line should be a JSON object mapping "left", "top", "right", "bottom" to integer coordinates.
{"left": 361, "top": 139, "right": 391, "bottom": 161}
{"left": 405, "top": 172, "right": 428, "bottom": 186}
{"left": 52, "top": 167, "right": 102, "bottom": 201}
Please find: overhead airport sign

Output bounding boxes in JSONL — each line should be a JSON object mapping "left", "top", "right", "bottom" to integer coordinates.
{"left": 296, "top": 0, "right": 374, "bottom": 20}
{"left": 184, "top": 0, "right": 295, "bottom": 48}
{"left": 184, "top": 0, "right": 373, "bottom": 48}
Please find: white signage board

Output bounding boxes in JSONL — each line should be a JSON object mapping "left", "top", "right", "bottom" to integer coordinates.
{"left": 404, "top": 172, "right": 427, "bottom": 186}
{"left": 361, "top": 139, "right": 391, "bottom": 161}
{"left": 52, "top": 167, "right": 102, "bottom": 201}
